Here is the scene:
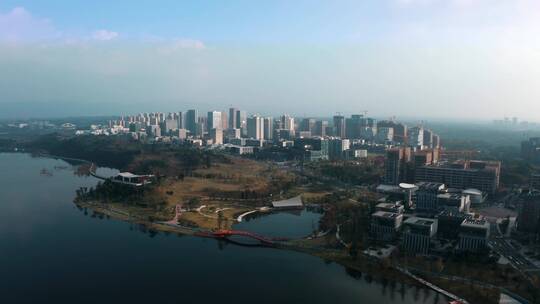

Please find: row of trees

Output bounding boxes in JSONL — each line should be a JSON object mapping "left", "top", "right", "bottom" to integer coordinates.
{"left": 75, "top": 180, "right": 165, "bottom": 207}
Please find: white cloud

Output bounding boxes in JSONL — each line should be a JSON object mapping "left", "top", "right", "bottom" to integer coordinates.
{"left": 0, "top": 7, "right": 57, "bottom": 43}
{"left": 0, "top": 7, "right": 122, "bottom": 44}
{"left": 170, "top": 38, "right": 206, "bottom": 50}
{"left": 92, "top": 29, "right": 119, "bottom": 41}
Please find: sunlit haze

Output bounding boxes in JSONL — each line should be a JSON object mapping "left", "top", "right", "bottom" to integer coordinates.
{"left": 1, "top": 0, "right": 540, "bottom": 120}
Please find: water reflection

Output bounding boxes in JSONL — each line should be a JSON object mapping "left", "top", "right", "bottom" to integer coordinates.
{"left": 0, "top": 153, "right": 448, "bottom": 304}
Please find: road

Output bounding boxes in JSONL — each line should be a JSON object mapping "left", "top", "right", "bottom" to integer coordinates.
{"left": 488, "top": 221, "right": 540, "bottom": 274}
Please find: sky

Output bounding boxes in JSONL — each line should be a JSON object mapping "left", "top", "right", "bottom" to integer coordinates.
{"left": 1, "top": 0, "right": 540, "bottom": 120}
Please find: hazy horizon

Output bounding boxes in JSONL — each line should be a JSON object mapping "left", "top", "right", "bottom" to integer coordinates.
{"left": 2, "top": 1, "right": 540, "bottom": 120}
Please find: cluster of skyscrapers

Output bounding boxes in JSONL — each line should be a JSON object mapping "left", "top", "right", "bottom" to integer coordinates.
{"left": 105, "top": 110, "right": 439, "bottom": 162}
{"left": 109, "top": 110, "right": 438, "bottom": 143}
{"left": 108, "top": 109, "right": 299, "bottom": 145}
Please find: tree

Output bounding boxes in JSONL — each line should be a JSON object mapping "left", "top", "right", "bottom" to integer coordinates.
{"left": 185, "top": 197, "right": 201, "bottom": 210}
{"left": 217, "top": 210, "right": 224, "bottom": 230}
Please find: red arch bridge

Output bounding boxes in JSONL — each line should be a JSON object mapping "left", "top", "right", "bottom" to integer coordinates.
{"left": 201, "top": 230, "right": 289, "bottom": 246}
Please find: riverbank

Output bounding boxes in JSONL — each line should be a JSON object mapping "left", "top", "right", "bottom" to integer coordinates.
{"left": 75, "top": 199, "right": 507, "bottom": 304}
{"left": 57, "top": 149, "right": 506, "bottom": 303}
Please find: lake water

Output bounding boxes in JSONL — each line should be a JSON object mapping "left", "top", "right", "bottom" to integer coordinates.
{"left": 235, "top": 209, "right": 322, "bottom": 239}
{"left": 0, "top": 153, "right": 447, "bottom": 304}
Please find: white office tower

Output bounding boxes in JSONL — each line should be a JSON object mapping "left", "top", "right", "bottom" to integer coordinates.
{"left": 247, "top": 115, "right": 264, "bottom": 140}
{"left": 209, "top": 128, "right": 223, "bottom": 145}
{"left": 280, "top": 114, "right": 295, "bottom": 136}
{"left": 207, "top": 111, "right": 222, "bottom": 131}
{"left": 408, "top": 126, "right": 424, "bottom": 148}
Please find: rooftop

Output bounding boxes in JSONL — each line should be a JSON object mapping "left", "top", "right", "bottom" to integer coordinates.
{"left": 437, "top": 193, "right": 463, "bottom": 200}
{"left": 272, "top": 195, "right": 303, "bottom": 208}
{"left": 376, "top": 184, "right": 402, "bottom": 193}
{"left": 417, "top": 182, "right": 445, "bottom": 192}
{"left": 404, "top": 216, "right": 436, "bottom": 227}
{"left": 373, "top": 211, "right": 401, "bottom": 219}
{"left": 461, "top": 219, "right": 489, "bottom": 229}
{"left": 463, "top": 188, "right": 482, "bottom": 195}
{"left": 117, "top": 172, "right": 141, "bottom": 178}
{"left": 422, "top": 160, "right": 501, "bottom": 172}
{"left": 399, "top": 183, "right": 417, "bottom": 190}
{"left": 438, "top": 209, "right": 472, "bottom": 217}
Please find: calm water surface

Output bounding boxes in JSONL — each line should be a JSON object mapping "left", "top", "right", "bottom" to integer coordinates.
{"left": 0, "top": 153, "right": 447, "bottom": 304}
{"left": 235, "top": 209, "right": 322, "bottom": 239}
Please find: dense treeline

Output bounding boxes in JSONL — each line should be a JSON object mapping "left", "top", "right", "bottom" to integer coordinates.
{"left": 25, "top": 133, "right": 141, "bottom": 169}
{"left": 22, "top": 133, "right": 228, "bottom": 174}
{"left": 318, "top": 161, "right": 382, "bottom": 185}
{"left": 128, "top": 146, "right": 230, "bottom": 176}
{"left": 76, "top": 180, "right": 166, "bottom": 207}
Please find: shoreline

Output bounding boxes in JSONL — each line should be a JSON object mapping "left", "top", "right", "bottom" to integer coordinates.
{"left": 33, "top": 152, "right": 505, "bottom": 303}
{"left": 76, "top": 199, "right": 485, "bottom": 303}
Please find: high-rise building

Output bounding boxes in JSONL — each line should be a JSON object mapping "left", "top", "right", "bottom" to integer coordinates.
{"left": 294, "top": 138, "right": 329, "bottom": 161}
{"left": 247, "top": 115, "right": 264, "bottom": 140}
{"left": 274, "top": 129, "right": 294, "bottom": 141}
{"left": 147, "top": 125, "right": 161, "bottom": 137}
{"left": 221, "top": 111, "right": 228, "bottom": 130}
{"left": 176, "top": 112, "right": 184, "bottom": 129}
{"left": 432, "top": 134, "right": 441, "bottom": 149}
{"left": 517, "top": 191, "right": 540, "bottom": 233}
{"left": 280, "top": 115, "right": 295, "bottom": 136}
{"left": 149, "top": 116, "right": 159, "bottom": 126}
{"left": 522, "top": 137, "right": 540, "bottom": 164}
{"left": 384, "top": 147, "right": 412, "bottom": 185}
{"left": 209, "top": 128, "right": 223, "bottom": 145}
{"left": 423, "top": 129, "right": 434, "bottom": 148}
{"left": 415, "top": 182, "right": 445, "bottom": 213}
{"left": 377, "top": 120, "right": 407, "bottom": 143}
{"left": 328, "top": 138, "right": 350, "bottom": 160}
{"left": 333, "top": 115, "right": 346, "bottom": 138}
{"left": 414, "top": 150, "right": 433, "bottom": 168}
{"left": 300, "top": 118, "right": 316, "bottom": 133}
{"left": 197, "top": 116, "right": 207, "bottom": 137}
{"left": 376, "top": 127, "right": 394, "bottom": 143}
{"left": 370, "top": 211, "right": 403, "bottom": 241}
{"left": 415, "top": 160, "right": 501, "bottom": 194}
{"left": 458, "top": 219, "right": 490, "bottom": 252}
{"left": 313, "top": 120, "right": 328, "bottom": 137}
{"left": 224, "top": 128, "right": 241, "bottom": 140}
{"left": 263, "top": 117, "right": 273, "bottom": 140}
{"left": 436, "top": 209, "right": 472, "bottom": 240}
{"left": 229, "top": 108, "right": 239, "bottom": 129}
{"left": 163, "top": 118, "right": 178, "bottom": 134}
{"left": 186, "top": 109, "right": 198, "bottom": 135}
{"left": 237, "top": 111, "right": 247, "bottom": 130}
{"left": 207, "top": 111, "right": 222, "bottom": 131}
{"left": 360, "top": 127, "right": 377, "bottom": 140}
{"left": 437, "top": 193, "right": 471, "bottom": 213}
{"left": 345, "top": 115, "right": 364, "bottom": 139}
{"left": 402, "top": 217, "right": 438, "bottom": 255}
{"left": 408, "top": 126, "right": 424, "bottom": 148}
